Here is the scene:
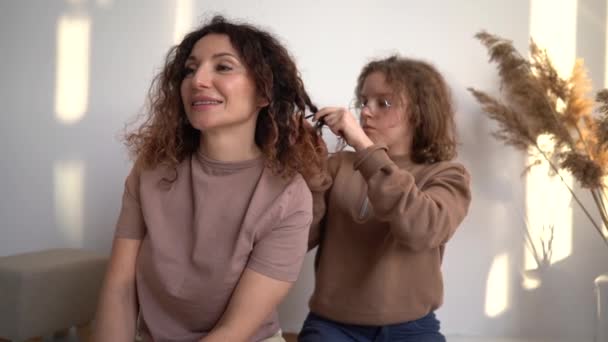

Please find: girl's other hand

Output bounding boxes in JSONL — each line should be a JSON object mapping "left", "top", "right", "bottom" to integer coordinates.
{"left": 313, "top": 107, "right": 373, "bottom": 151}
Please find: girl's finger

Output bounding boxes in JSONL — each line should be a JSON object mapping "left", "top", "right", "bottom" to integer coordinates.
{"left": 313, "top": 107, "right": 344, "bottom": 122}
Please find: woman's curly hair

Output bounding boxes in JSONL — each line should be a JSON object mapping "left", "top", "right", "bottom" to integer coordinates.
{"left": 355, "top": 56, "right": 457, "bottom": 163}
{"left": 125, "top": 15, "right": 326, "bottom": 180}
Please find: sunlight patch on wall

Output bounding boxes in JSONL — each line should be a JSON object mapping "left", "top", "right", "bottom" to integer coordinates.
{"left": 530, "top": 0, "right": 577, "bottom": 76}
{"left": 523, "top": 0, "right": 577, "bottom": 282}
{"left": 485, "top": 253, "right": 510, "bottom": 317}
{"left": 54, "top": 160, "right": 85, "bottom": 247}
{"left": 55, "top": 14, "right": 91, "bottom": 124}
{"left": 522, "top": 270, "right": 542, "bottom": 290}
{"left": 173, "top": 0, "right": 194, "bottom": 45}
{"left": 524, "top": 136, "right": 574, "bottom": 269}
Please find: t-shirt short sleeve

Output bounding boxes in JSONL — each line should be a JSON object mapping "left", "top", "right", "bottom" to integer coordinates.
{"left": 114, "top": 167, "right": 146, "bottom": 240}
{"left": 247, "top": 176, "right": 312, "bottom": 282}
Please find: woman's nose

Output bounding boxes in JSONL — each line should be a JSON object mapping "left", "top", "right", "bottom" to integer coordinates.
{"left": 192, "top": 68, "right": 211, "bottom": 88}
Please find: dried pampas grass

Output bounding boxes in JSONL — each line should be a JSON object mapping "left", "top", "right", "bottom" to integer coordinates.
{"left": 469, "top": 31, "right": 608, "bottom": 247}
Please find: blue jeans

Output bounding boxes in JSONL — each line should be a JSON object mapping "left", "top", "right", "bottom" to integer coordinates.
{"left": 298, "top": 311, "right": 445, "bottom": 342}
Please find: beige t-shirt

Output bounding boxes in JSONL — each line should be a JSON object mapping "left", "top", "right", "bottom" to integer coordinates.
{"left": 115, "top": 152, "right": 312, "bottom": 342}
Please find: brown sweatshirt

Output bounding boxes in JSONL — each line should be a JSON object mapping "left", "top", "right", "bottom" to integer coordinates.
{"left": 307, "top": 144, "right": 471, "bottom": 325}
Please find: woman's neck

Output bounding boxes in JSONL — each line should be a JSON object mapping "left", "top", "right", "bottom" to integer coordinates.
{"left": 199, "top": 131, "right": 261, "bottom": 162}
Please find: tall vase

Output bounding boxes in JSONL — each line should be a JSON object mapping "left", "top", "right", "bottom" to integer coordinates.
{"left": 595, "top": 274, "right": 608, "bottom": 342}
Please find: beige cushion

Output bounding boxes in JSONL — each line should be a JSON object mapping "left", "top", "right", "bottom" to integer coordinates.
{"left": 0, "top": 248, "right": 107, "bottom": 340}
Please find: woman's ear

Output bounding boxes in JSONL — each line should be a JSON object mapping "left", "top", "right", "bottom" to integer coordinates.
{"left": 257, "top": 95, "right": 270, "bottom": 108}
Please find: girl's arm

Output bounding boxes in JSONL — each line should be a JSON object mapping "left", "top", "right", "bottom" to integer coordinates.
{"left": 355, "top": 145, "right": 471, "bottom": 251}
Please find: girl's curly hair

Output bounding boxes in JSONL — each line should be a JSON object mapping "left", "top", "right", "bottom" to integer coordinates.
{"left": 355, "top": 56, "right": 457, "bottom": 163}
{"left": 125, "top": 15, "right": 326, "bottom": 180}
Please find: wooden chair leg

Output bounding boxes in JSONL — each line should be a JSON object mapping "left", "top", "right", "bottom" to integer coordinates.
{"left": 0, "top": 336, "right": 44, "bottom": 342}
{"left": 25, "top": 338, "right": 43, "bottom": 342}
{"left": 283, "top": 332, "right": 298, "bottom": 342}
{"left": 76, "top": 322, "right": 92, "bottom": 342}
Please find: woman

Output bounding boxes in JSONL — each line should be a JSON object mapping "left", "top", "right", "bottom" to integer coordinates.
{"left": 93, "top": 16, "right": 326, "bottom": 342}
{"left": 301, "top": 56, "right": 471, "bottom": 342}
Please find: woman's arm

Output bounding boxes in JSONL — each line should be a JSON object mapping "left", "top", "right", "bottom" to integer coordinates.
{"left": 203, "top": 177, "right": 313, "bottom": 341}
{"left": 92, "top": 238, "right": 141, "bottom": 342}
{"left": 200, "top": 269, "right": 292, "bottom": 342}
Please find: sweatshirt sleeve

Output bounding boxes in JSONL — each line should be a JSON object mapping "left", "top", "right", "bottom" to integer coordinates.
{"left": 306, "top": 154, "right": 340, "bottom": 251}
{"left": 354, "top": 144, "right": 471, "bottom": 251}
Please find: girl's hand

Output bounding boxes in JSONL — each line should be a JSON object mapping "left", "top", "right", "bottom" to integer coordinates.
{"left": 314, "top": 107, "right": 373, "bottom": 151}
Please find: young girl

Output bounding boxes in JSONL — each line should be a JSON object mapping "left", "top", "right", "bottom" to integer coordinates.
{"left": 301, "top": 56, "right": 471, "bottom": 342}
{"left": 92, "top": 16, "right": 326, "bottom": 342}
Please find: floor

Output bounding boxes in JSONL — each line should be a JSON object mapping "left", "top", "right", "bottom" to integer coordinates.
{"left": 284, "top": 333, "right": 580, "bottom": 342}
{"left": 24, "top": 330, "right": 587, "bottom": 342}
{"left": 447, "top": 338, "right": 581, "bottom": 342}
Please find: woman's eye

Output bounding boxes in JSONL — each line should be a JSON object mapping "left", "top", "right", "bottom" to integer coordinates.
{"left": 183, "top": 66, "right": 196, "bottom": 77}
{"left": 216, "top": 64, "right": 233, "bottom": 72}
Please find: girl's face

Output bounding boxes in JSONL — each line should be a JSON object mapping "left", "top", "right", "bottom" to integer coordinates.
{"left": 180, "top": 34, "right": 266, "bottom": 134}
{"left": 358, "top": 71, "right": 413, "bottom": 155}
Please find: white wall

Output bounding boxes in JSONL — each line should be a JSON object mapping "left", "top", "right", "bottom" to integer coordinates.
{"left": 1, "top": 0, "right": 606, "bottom": 340}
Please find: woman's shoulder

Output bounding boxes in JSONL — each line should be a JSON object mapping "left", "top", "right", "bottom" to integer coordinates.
{"left": 262, "top": 168, "right": 311, "bottom": 197}
{"left": 126, "top": 157, "right": 192, "bottom": 189}
{"left": 253, "top": 169, "right": 313, "bottom": 221}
